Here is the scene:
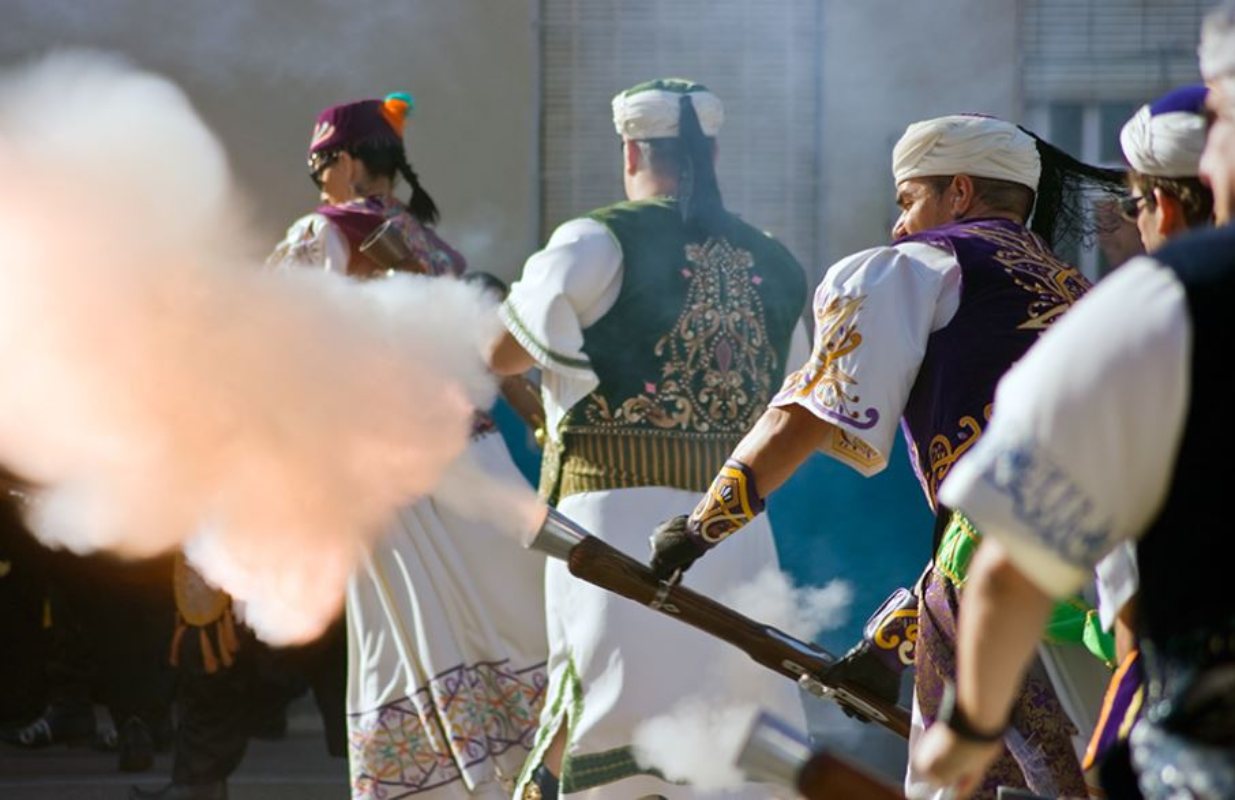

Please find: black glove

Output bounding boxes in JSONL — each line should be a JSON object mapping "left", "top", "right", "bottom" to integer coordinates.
{"left": 648, "top": 515, "right": 712, "bottom": 580}
{"left": 822, "top": 638, "right": 904, "bottom": 724}
{"left": 648, "top": 459, "right": 765, "bottom": 580}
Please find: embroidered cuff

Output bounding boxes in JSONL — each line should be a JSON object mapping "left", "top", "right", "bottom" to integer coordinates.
{"left": 688, "top": 458, "right": 765, "bottom": 545}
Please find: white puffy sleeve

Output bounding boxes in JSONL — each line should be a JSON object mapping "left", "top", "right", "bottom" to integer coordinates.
{"left": 266, "top": 212, "right": 351, "bottom": 274}
{"left": 769, "top": 241, "right": 961, "bottom": 476}
{"left": 938, "top": 257, "right": 1190, "bottom": 599}
{"left": 499, "top": 217, "right": 624, "bottom": 439}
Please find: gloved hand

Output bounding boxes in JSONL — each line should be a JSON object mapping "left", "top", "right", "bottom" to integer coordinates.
{"left": 822, "top": 638, "right": 904, "bottom": 723}
{"left": 648, "top": 515, "right": 712, "bottom": 580}
{"left": 648, "top": 459, "right": 765, "bottom": 580}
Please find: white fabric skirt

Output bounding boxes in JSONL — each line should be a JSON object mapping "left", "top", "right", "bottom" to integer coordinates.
{"left": 520, "top": 485, "right": 805, "bottom": 800}
{"left": 346, "top": 432, "right": 549, "bottom": 799}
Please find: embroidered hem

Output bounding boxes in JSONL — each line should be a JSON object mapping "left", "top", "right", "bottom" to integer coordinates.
{"left": 350, "top": 659, "right": 548, "bottom": 798}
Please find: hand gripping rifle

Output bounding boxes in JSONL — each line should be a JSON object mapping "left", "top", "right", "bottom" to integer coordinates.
{"left": 527, "top": 508, "right": 912, "bottom": 739}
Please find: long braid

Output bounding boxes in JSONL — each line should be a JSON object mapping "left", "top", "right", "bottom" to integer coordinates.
{"left": 397, "top": 156, "right": 439, "bottom": 226}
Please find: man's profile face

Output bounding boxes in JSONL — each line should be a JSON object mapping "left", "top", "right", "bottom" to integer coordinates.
{"left": 1200, "top": 82, "right": 1235, "bottom": 225}
{"left": 892, "top": 178, "right": 954, "bottom": 239}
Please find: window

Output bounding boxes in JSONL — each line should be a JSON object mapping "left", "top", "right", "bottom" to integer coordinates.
{"left": 539, "top": 0, "right": 822, "bottom": 271}
{"left": 1020, "top": 0, "right": 1207, "bottom": 277}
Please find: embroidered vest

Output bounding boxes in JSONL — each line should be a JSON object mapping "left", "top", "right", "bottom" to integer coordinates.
{"left": 541, "top": 198, "right": 807, "bottom": 503}
{"left": 898, "top": 218, "right": 1091, "bottom": 509}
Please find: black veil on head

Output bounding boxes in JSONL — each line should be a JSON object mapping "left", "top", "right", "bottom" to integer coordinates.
{"left": 1021, "top": 128, "right": 1126, "bottom": 253}
{"left": 677, "top": 94, "right": 726, "bottom": 235}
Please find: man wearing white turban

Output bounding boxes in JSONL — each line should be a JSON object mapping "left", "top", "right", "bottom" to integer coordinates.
{"left": 1118, "top": 84, "right": 1214, "bottom": 253}
{"left": 489, "top": 78, "right": 811, "bottom": 799}
{"left": 649, "top": 112, "right": 1124, "bottom": 800}
{"left": 912, "top": 3, "right": 1235, "bottom": 798}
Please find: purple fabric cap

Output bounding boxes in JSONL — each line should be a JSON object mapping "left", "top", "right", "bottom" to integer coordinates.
{"left": 307, "top": 98, "right": 402, "bottom": 157}
{"left": 1149, "top": 84, "right": 1208, "bottom": 117}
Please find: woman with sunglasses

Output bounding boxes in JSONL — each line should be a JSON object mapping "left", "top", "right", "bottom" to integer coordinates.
{"left": 269, "top": 94, "right": 549, "bottom": 800}
{"left": 269, "top": 92, "right": 463, "bottom": 278}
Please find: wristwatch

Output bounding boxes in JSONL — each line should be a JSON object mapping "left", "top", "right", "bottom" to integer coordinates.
{"left": 937, "top": 681, "right": 1006, "bottom": 743}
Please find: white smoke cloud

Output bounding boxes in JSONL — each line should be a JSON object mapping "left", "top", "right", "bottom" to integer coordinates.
{"left": 0, "top": 50, "right": 534, "bottom": 645}
{"left": 721, "top": 566, "right": 854, "bottom": 643}
{"left": 631, "top": 568, "right": 851, "bottom": 795}
{"left": 632, "top": 699, "right": 758, "bottom": 794}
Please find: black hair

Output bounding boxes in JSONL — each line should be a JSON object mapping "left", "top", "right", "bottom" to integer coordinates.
{"left": 348, "top": 139, "right": 440, "bottom": 226}
{"left": 1127, "top": 171, "right": 1215, "bottom": 228}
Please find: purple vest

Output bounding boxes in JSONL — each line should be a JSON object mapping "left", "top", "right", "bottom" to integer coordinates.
{"left": 897, "top": 218, "right": 1090, "bottom": 509}
{"left": 316, "top": 196, "right": 465, "bottom": 278}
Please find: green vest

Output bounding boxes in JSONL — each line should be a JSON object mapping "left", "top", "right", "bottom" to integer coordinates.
{"left": 541, "top": 198, "right": 807, "bottom": 503}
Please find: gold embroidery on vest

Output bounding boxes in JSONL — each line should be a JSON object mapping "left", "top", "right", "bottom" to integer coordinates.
{"left": 580, "top": 238, "right": 776, "bottom": 434}
{"left": 926, "top": 403, "right": 993, "bottom": 503}
{"left": 964, "top": 224, "right": 1089, "bottom": 330}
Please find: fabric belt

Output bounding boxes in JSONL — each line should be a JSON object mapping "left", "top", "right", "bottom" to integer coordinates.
{"left": 541, "top": 430, "right": 740, "bottom": 503}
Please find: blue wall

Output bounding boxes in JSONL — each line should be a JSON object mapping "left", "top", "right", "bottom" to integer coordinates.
{"left": 766, "top": 439, "right": 932, "bottom": 654}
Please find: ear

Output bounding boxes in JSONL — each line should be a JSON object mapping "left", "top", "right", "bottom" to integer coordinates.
{"left": 1153, "top": 187, "right": 1187, "bottom": 238}
{"left": 335, "top": 151, "right": 357, "bottom": 182}
{"left": 623, "top": 139, "right": 640, "bottom": 176}
{"left": 950, "top": 174, "right": 976, "bottom": 218}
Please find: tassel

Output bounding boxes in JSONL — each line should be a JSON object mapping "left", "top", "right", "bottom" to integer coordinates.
{"left": 217, "top": 624, "right": 234, "bottom": 669}
{"left": 199, "top": 626, "right": 219, "bottom": 674}
{"left": 169, "top": 620, "right": 187, "bottom": 667}
{"left": 219, "top": 607, "right": 238, "bottom": 656}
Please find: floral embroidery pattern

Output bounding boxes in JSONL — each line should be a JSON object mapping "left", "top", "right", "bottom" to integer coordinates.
{"left": 350, "top": 660, "right": 548, "bottom": 798}
{"left": 582, "top": 238, "right": 777, "bottom": 434}
{"left": 776, "top": 294, "right": 879, "bottom": 430}
{"left": 972, "top": 225, "right": 1090, "bottom": 330}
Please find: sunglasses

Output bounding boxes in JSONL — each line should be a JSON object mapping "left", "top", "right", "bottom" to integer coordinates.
{"left": 1117, "top": 194, "right": 1147, "bottom": 223}
{"left": 308, "top": 150, "right": 341, "bottom": 190}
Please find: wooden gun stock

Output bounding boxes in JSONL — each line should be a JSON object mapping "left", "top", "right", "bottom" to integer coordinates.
{"left": 566, "top": 535, "right": 911, "bottom": 739}
{"left": 796, "top": 750, "right": 906, "bottom": 800}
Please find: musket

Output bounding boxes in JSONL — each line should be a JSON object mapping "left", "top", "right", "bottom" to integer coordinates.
{"left": 357, "top": 219, "right": 429, "bottom": 276}
{"left": 527, "top": 508, "right": 912, "bottom": 739}
{"left": 737, "top": 710, "right": 906, "bottom": 799}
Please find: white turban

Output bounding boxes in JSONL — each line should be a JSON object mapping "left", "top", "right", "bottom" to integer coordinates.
{"left": 1200, "top": 0, "right": 1235, "bottom": 102}
{"left": 1119, "top": 85, "right": 1208, "bottom": 178}
{"left": 612, "top": 78, "right": 723, "bottom": 140}
{"left": 892, "top": 114, "right": 1041, "bottom": 190}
